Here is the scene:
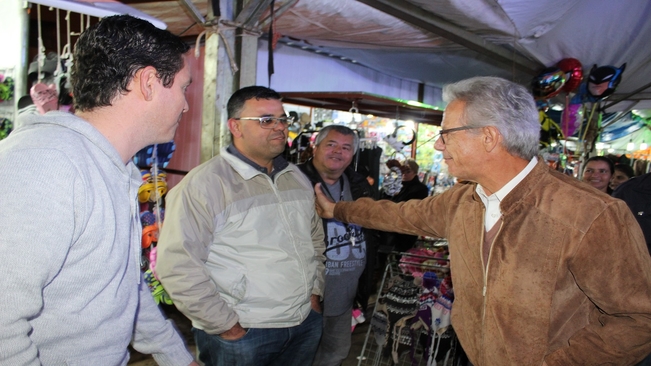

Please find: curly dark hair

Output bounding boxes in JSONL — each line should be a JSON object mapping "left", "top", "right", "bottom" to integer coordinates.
{"left": 227, "top": 86, "right": 282, "bottom": 119}
{"left": 71, "top": 15, "right": 190, "bottom": 112}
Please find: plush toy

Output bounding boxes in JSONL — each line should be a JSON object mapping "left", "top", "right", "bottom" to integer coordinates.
{"left": 144, "top": 269, "right": 173, "bottom": 305}
{"left": 138, "top": 171, "right": 168, "bottom": 203}
{"left": 141, "top": 223, "right": 158, "bottom": 249}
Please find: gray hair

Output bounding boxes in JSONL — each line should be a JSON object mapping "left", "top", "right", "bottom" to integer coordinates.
{"left": 442, "top": 76, "right": 540, "bottom": 160}
{"left": 315, "top": 125, "right": 360, "bottom": 153}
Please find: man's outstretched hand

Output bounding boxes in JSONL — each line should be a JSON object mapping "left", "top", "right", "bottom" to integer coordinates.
{"left": 314, "top": 183, "right": 335, "bottom": 219}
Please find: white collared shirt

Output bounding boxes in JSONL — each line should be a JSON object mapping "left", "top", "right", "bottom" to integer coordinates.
{"left": 476, "top": 156, "right": 538, "bottom": 230}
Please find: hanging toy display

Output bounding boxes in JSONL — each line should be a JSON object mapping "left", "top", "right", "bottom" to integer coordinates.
{"left": 383, "top": 125, "right": 416, "bottom": 154}
{"left": 531, "top": 67, "right": 566, "bottom": 100}
{"left": 0, "top": 75, "right": 14, "bottom": 102}
{"left": 134, "top": 142, "right": 175, "bottom": 305}
{"left": 557, "top": 58, "right": 583, "bottom": 94}
{"left": 382, "top": 159, "right": 404, "bottom": 197}
{"left": 556, "top": 58, "right": 584, "bottom": 138}
{"left": 539, "top": 109, "right": 563, "bottom": 147}
{"left": 0, "top": 118, "right": 13, "bottom": 141}
{"left": 587, "top": 63, "right": 627, "bottom": 102}
{"left": 30, "top": 83, "right": 59, "bottom": 115}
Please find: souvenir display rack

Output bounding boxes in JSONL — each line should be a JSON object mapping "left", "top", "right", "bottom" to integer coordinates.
{"left": 357, "top": 239, "right": 466, "bottom": 366}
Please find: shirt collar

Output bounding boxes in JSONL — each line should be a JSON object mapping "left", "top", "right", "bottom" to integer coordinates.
{"left": 476, "top": 156, "right": 538, "bottom": 204}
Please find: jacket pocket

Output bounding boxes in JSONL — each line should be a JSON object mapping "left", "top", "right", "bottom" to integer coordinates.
{"left": 230, "top": 274, "right": 248, "bottom": 304}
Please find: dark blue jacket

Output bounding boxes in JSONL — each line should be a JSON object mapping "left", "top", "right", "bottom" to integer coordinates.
{"left": 613, "top": 173, "right": 651, "bottom": 255}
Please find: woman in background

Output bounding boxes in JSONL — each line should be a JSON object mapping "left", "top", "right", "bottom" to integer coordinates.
{"left": 582, "top": 156, "right": 615, "bottom": 194}
{"left": 610, "top": 163, "right": 635, "bottom": 192}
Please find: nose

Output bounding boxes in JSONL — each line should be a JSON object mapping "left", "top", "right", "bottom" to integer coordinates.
{"left": 272, "top": 119, "right": 287, "bottom": 132}
{"left": 182, "top": 98, "right": 189, "bottom": 113}
{"left": 434, "top": 136, "right": 445, "bottom": 151}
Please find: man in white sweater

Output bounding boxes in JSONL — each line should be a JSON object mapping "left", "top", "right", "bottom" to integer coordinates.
{"left": 0, "top": 15, "right": 197, "bottom": 366}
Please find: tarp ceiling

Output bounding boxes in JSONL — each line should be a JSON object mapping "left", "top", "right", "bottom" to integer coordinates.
{"left": 266, "top": 0, "right": 651, "bottom": 113}
{"left": 64, "top": 0, "right": 650, "bottom": 116}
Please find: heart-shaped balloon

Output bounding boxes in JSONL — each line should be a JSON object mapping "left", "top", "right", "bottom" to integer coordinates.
{"left": 557, "top": 58, "right": 583, "bottom": 93}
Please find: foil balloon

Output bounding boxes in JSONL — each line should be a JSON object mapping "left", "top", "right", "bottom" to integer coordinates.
{"left": 532, "top": 67, "right": 566, "bottom": 100}
{"left": 557, "top": 58, "right": 583, "bottom": 93}
{"left": 587, "top": 63, "right": 626, "bottom": 101}
{"left": 561, "top": 103, "right": 583, "bottom": 137}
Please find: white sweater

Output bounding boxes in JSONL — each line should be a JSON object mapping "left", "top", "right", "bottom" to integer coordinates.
{"left": 0, "top": 112, "right": 193, "bottom": 365}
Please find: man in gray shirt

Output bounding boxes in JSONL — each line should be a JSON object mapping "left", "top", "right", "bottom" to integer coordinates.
{"left": 298, "top": 125, "right": 377, "bottom": 366}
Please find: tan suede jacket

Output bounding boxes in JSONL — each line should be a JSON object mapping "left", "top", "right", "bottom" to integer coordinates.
{"left": 335, "top": 159, "right": 651, "bottom": 365}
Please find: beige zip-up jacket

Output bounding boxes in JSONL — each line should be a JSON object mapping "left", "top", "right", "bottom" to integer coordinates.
{"left": 334, "top": 159, "right": 651, "bottom": 365}
{"left": 156, "top": 148, "right": 325, "bottom": 334}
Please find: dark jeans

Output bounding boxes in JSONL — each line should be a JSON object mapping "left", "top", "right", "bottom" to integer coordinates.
{"left": 637, "top": 352, "right": 651, "bottom": 366}
{"left": 193, "top": 309, "right": 323, "bottom": 366}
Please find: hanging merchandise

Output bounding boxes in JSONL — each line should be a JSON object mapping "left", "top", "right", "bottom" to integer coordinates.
{"left": 134, "top": 141, "right": 176, "bottom": 169}
{"left": 557, "top": 58, "right": 583, "bottom": 94}
{"left": 383, "top": 125, "right": 416, "bottom": 155}
{"left": 556, "top": 58, "right": 584, "bottom": 138}
{"left": 382, "top": 159, "right": 404, "bottom": 197}
{"left": 531, "top": 67, "right": 566, "bottom": 100}
{"left": 0, "top": 69, "right": 16, "bottom": 140}
{"left": 0, "top": 117, "right": 13, "bottom": 140}
{"left": 54, "top": 10, "right": 74, "bottom": 109}
{"left": 587, "top": 63, "right": 627, "bottom": 102}
{"left": 539, "top": 109, "right": 564, "bottom": 147}
{"left": 561, "top": 102, "right": 583, "bottom": 138}
{"left": 134, "top": 142, "right": 176, "bottom": 305}
{"left": 30, "top": 83, "right": 59, "bottom": 114}
{"left": 361, "top": 243, "right": 458, "bottom": 366}
{"left": 0, "top": 74, "right": 14, "bottom": 103}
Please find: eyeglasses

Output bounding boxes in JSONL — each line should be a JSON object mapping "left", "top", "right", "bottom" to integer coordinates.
{"left": 436, "top": 126, "right": 481, "bottom": 144}
{"left": 234, "top": 116, "right": 295, "bottom": 129}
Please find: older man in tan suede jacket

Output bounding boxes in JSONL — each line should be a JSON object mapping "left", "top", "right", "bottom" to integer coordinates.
{"left": 315, "top": 77, "right": 651, "bottom": 366}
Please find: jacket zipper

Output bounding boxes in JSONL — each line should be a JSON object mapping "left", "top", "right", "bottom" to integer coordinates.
{"left": 270, "top": 169, "right": 311, "bottom": 322}
{"left": 481, "top": 210, "right": 503, "bottom": 363}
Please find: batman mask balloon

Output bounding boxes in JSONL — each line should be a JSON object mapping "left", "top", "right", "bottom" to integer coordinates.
{"left": 587, "top": 63, "right": 626, "bottom": 101}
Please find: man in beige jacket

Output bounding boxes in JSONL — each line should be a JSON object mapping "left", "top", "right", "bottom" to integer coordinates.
{"left": 157, "top": 86, "right": 325, "bottom": 366}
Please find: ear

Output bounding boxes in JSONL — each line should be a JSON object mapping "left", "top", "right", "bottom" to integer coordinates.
{"left": 482, "top": 126, "right": 501, "bottom": 153}
{"left": 228, "top": 118, "right": 243, "bottom": 138}
{"left": 137, "top": 66, "right": 158, "bottom": 101}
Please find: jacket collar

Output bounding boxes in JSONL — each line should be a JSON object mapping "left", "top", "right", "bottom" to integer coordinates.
{"left": 469, "top": 158, "right": 548, "bottom": 214}
{"left": 498, "top": 158, "right": 548, "bottom": 214}
{"left": 222, "top": 146, "right": 293, "bottom": 180}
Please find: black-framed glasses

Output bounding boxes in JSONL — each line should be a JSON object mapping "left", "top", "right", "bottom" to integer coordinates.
{"left": 234, "top": 116, "right": 295, "bottom": 129}
{"left": 437, "top": 126, "right": 481, "bottom": 144}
